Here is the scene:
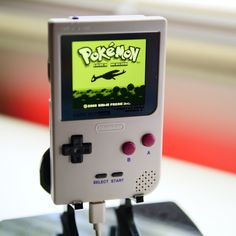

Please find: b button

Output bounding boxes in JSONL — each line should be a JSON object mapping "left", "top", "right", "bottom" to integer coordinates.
{"left": 122, "top": 141, "right": 136, "bottom": 155}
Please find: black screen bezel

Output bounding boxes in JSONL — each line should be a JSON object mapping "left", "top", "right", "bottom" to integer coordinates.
{"left": 61, "top": 32, "right": 160, "bottom": 121}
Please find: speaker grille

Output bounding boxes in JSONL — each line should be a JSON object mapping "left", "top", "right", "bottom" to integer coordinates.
{"left": 135, "top": 170, "right": 157, "bottom": 193}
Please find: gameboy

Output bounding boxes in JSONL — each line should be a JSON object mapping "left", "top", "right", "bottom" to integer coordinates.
{"left": 48, "top": 15, "right": 167, "bottom": 204}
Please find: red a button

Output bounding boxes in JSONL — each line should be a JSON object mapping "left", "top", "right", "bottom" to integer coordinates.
{"left": 142, "top": 133, "right": 155, "bottom": 147}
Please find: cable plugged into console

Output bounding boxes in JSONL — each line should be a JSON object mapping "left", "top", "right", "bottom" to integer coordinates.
{"left": 89, "top": 201, "right": 106, "bottom": 236}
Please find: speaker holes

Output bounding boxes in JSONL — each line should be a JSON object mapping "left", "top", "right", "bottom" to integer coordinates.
{"left": 135, "top": 170, "right": 158, "bottom": 193}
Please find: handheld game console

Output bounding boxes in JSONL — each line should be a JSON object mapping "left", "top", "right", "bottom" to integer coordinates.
{"left": 48, "top": 15, "right": 167, "bottom": 204}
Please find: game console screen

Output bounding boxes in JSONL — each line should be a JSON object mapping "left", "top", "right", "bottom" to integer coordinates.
{"left": 61, "top": 33, "right": 160, "bottom": 121}
{"left": 72, "top": 39, "right": 146, "bottom": 110}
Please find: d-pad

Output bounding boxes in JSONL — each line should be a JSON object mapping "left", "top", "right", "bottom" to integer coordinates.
{"left": 62, "top": 135, "right": 92, "bottom": 163}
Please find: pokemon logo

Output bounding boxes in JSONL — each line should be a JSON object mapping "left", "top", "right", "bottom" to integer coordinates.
{"left": 78, "top": 42, "right": 140, "bottom": 65}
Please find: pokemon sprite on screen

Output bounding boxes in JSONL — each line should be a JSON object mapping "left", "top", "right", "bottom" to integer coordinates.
{"left": 72, "top": 39, "right": 146, "bottom": 109}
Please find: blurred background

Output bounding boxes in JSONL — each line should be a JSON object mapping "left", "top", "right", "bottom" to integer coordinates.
{"left": 0, "top": 0, "right": 235, "bottom": 173}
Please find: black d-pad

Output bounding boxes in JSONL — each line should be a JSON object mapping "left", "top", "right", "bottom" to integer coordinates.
{"left": 62, "top": 135, "right": 92, "bottom": 163}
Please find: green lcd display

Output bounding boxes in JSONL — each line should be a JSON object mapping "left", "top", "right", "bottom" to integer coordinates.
{"left": 72, "top": 39, "right": 146, "bottom": 110}
{"left": 61, "top": 32, "right": 160, "bottom": 121}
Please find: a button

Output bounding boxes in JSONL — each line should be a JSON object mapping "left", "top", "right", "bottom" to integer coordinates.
{"left": 122, "top": 141, "right": 136, "bottom": 155}
{"left": 62, "top": 135, "right": 92, "bottom": 163}
{"left": 141, "top": 133, "right": 155, "bottom": 147}
{"left": 95, "top": 173, "right": 107, "bottom": 179}
{"left": 111, "top": 172, "right": 123, "bottom": 177}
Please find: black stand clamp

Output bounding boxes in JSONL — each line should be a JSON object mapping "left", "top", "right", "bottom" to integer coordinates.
{"left": 110, "top": 199, "right": 140, "bottom": 236}
{"left": 57, "top": 204, "right": 79, "bottom": 236}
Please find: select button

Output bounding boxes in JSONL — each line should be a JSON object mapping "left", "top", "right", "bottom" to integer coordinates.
{"left": 111, "top": 172, "right": 123, "bottom": 177}
{"left": 95, "top": 173, "right": 107, "bottom": 179}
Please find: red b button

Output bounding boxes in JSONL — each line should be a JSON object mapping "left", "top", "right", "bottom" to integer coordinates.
{"left": 142, "top": 133, "right": 155, "bottom": 147}
{"left": 122, "top": 141, "right": 136, "bottom": 155}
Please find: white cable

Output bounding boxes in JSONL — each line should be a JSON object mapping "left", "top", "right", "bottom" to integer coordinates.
{"left": 89, "top": 201, "right": 106, "bottom": 236}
